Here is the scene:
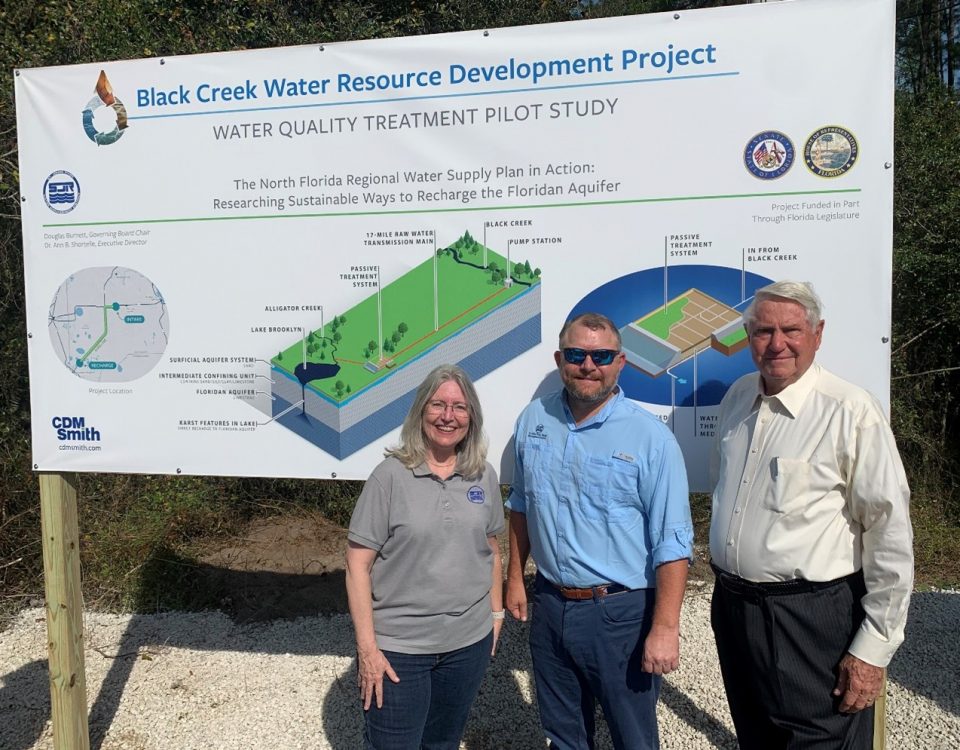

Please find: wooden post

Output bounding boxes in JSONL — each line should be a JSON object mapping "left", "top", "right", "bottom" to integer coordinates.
{"left": 39, "top": 473, "right": 90, "bottom": 750}
{"left": 874, "top": 670, "right": 887, "bottom": 750}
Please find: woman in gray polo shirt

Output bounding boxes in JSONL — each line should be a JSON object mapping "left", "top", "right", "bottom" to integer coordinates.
{"left": 346, "top": 363, "right": 505, "bottom": 750}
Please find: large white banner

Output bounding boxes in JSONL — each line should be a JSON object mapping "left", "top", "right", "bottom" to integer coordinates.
{"left": 16, "top": 0, "right": 895, "bottom": 488}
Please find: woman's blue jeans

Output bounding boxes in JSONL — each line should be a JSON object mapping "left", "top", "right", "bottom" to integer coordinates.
{"left": 363, "top": 630, "right": 492, "bottom": 750}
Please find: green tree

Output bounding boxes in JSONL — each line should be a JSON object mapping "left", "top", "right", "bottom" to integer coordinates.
{"left": 891, "top": 86, "right": 960, "bottom": 529}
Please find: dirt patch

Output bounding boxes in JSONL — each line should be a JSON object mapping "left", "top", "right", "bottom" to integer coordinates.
{"left": 197, "top": 513, "right": 349, "bottom": 623}
{"left": 195, "top": 511, "right": 712, "bottom": 625}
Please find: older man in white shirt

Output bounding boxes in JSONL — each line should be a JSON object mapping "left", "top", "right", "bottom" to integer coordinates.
{"left": 710, "top": 280, "right": 913, "bottom": 750}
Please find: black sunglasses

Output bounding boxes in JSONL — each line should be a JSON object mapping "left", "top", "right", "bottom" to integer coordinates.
{"left": 561, "top": 348, "right": 620, "bottom": 366}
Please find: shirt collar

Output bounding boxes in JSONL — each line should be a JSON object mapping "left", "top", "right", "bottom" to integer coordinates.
{"left": 756, "top": 362, "right": 820, "bottom": 418}
{"left": 562, "top": 385, "right": 624, "bottom": 429}
{"left": 412, "top": 461, "right": 461, "bottom": 479}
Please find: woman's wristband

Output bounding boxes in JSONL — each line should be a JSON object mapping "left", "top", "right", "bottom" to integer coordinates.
{"left": 492, "top": 610, "right": 505, "bottom": 620}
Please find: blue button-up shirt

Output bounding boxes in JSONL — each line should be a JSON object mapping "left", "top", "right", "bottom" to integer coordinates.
{"left": 506, "top": 388, "right": 693, "bottom": 589}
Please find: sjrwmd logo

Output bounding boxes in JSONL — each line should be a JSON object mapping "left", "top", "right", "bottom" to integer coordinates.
{"left": 52, "top": 416, "right": 102, "bottom": 446}
{"left": 43, "top": 170, "right": 80, "bottom": 214}
{"left": 82, "top": 69, "right": 129, "bottom": 146}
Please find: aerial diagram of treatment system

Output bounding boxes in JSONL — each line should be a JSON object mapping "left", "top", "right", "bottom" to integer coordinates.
{"left": 46, "top": 214, "right": 829, "bottom": 459}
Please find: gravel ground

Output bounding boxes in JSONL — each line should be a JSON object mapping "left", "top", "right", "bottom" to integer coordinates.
{"left": 2, "top": 583, "right": 958, "bottom": 749}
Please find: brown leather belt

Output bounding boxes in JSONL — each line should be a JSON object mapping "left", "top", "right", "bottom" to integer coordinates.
{"left": 554, "top": 581, "right": 631, "bottom": 600}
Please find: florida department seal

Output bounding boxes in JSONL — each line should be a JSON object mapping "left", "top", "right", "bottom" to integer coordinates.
{"left": 804, "top": 126, "right": 858, "bottom": 178}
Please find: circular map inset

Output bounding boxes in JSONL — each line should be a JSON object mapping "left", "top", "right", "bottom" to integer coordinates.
{"left": 48, "top": 266, "right": 169, "bottom": 382}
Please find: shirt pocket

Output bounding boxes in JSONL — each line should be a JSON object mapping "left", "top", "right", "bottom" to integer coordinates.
{"left": 579, "top": 457, "right": 640, "bottom": 522}
{"left": 763, "top": 457, "right": 811, "bottom": 514}
{"left": 521, "top": 441, "right": 554, "bottom": 506}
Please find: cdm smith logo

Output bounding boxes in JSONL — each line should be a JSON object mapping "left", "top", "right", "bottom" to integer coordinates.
{"left": 52, "top": 415, "right": 101, "bottom": 443}
{"left": 82, "top": 69, "right": 129, "bottom": 146}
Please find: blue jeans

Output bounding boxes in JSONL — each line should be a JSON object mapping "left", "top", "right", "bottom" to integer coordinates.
{"left": 363, "top": 631, "right": 492, "bottom": 750}
{"left": 529, "top": 573, "right": 661, "bottom": 750}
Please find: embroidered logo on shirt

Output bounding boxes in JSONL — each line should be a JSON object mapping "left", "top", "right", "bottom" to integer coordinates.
{"left": 612, "top": 451, "right": 636, "bottom": 463}
{"left": 467, "top": 486, "right": 486, "bottom": 503}
{"left": 527, "top": 423, "right": 547, "bottom": 440}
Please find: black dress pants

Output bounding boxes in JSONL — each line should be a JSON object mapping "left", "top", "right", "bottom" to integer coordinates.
{"left": 710, "top": 568, "right": 874, "bottom": 750}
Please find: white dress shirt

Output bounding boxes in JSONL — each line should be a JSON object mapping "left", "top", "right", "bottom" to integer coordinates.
{"left": 710, "top": 363, "right": 913, "bottom": 667}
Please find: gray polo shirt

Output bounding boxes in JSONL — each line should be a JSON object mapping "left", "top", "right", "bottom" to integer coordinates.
{"left": 348, "top": 456, "right": 505, "bottom": 654}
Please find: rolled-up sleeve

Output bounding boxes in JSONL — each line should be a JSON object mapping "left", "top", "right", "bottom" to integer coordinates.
{"left": 505, "top": 422, "right": 528, "bottom": 514}
{"left": 644, "top": 438, "right": 694, "bottom": 567}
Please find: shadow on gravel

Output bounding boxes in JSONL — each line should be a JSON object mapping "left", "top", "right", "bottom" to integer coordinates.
{"left": 72, "top": 567, "right": 740, "bottom": 750}
{"left": 87, "top": 555, "right": 355, "bottom": 749}
{"left": 888, "top": 590, "right": 960, "bottom": 718}
{"left": 316, "top": 573, "right": 737, "bottom": 750}
{"left": 0, "top": 659, "right": 50, "bottom": 750}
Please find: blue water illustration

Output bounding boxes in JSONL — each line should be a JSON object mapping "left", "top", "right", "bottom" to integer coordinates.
{"left": 568, "top": 265, "right": 772, "bottom": 407}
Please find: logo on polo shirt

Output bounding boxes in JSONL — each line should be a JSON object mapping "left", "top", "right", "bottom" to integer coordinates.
{"left": 467, "top": 486, "right": 486, "bottom": 503}
{"left": 528, "top": 423, "right": 547, "bottom": 440}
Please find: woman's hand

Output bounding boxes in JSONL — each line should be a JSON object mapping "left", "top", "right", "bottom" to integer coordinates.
{"left": 492, "top": 615, "right": 504, "bottom": 656}
{"left": 357, "top": 646, "right": 400, "bottom": 710}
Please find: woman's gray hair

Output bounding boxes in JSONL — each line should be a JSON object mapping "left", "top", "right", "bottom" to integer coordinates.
{"left": 385, "top": 364, "right": 488, "bottom": 479}
{"left": 743, "top": 280, "right": 823, "bottom": 330}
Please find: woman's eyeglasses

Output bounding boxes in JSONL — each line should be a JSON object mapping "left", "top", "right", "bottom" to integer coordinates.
{"left": 425, "top": 401, "right": 470, "bottom": 417}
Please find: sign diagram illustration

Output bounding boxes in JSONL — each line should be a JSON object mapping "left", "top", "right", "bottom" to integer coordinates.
{"left": 570, "top": 264, "right": 773, "bottom": 419}
{"left": 48, "top": 266, "right": 169, "bottom": 381}
{"left": 261, "top": 231, "right": 542, "bottom": 458}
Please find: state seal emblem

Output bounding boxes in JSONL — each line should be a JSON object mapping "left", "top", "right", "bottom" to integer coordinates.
{"left": 745, "top": 131, "right": 795, "bottom": 180}
{"left": 804, "top": 126, "right": 858, "bottom": 178}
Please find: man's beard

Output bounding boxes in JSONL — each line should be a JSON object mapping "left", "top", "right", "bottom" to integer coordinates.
{"left": 565, "top": 378, "right": 616, "bottom": 405}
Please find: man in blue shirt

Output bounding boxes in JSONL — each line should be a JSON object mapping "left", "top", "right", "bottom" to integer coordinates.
{"left": 505, "top": 312, "right": 693, "bottom": 750}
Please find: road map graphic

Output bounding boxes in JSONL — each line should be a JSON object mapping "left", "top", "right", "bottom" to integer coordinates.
{"left": 48, "top": 266, "right": 169, "bottom": 382}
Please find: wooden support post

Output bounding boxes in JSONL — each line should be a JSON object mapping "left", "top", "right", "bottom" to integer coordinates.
{"left": 874, "top": 670, "right": 887, "bottom": 750}
{"left": 39, "top": 473, "right": 90, "bottom": 750}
